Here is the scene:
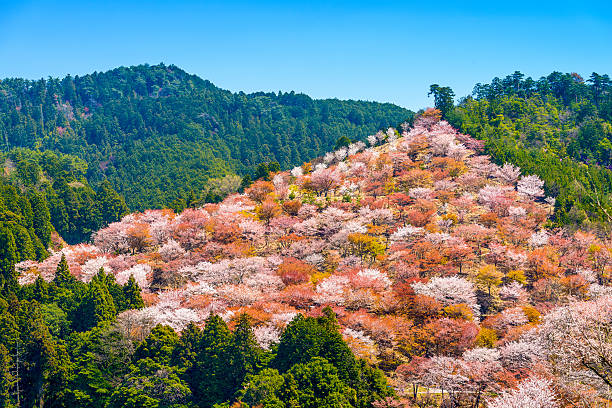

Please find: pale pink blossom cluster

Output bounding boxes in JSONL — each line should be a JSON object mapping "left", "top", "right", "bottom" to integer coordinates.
{"left": 412, "top": 276, "right": 480, "bottom": 317}
{"left": 487, "top": 377, "right": 558, "bottom": 408}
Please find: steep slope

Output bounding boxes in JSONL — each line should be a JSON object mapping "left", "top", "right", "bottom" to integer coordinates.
{"left": 445, "top": 71, "right": 612, "bottom": 229}
{"left": 0, "top": 63, "right": 412, "bottom": 209}
{"left": 20, "top": 111, "right": 612, "bottom": 406}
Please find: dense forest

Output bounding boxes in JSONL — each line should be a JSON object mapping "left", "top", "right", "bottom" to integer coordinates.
{"left": 6, "top": 114, "right": 612, "bottom": 407}
{"left": 429, "top": 71, "right": 612, "bottom": 230}
{"left": 0, "top": 148, "right": 127, "bottom": 246}
{"left": 0, "top": 64, "right": 412, "bottom": 210}
{"left": 0, "top": 255, "right": 390, "bottom": 407}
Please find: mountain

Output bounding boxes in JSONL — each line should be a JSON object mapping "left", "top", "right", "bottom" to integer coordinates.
{"left": 12, "top": 111, "right": 612, "bottom": 406}
{"left": 0, "top": 63, "right": 413, "bottom": 210}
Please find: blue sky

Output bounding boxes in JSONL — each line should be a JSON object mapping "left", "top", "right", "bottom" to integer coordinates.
{"left": 1, "top": 0, "right": 611, "bottom": 109}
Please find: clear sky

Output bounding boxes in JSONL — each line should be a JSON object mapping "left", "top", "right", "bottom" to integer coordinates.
{"left": 1, "top": 0, "right": 611, "bottom": 109}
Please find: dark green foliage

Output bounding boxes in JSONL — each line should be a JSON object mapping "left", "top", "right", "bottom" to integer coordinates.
{"left": 189, "top": 314, "right": 234, "bottom": 406}
{"left": 0, "top": 225, "right": 17, "bottom": 294}
{"left": 95, "top": 179, "right": 129, "bottom": 228}
{"left": 123, "top": 275, "right": 145, "bottom": 310}
{"left": 0, "top": 279, "right": 389, "bottom": 408}
{"left": 73, "top": 270, "right": 117, "bottom": 332}
{"left": 0, "top": 64, "right": 412, "bottom": 210}
{"left": 67, "top": 323, "right": 135, "bottom": 407}
{"left": 18, "top": 301, "right": 72, "bottom": 408}
{"left": 274, "top": 307, "right": 358, "bottom": 382}
{"left": 0, "top": 148, "right": 126, "bottom": 244}
{"left": 239, "top": 174, "right": 252, "bottom": 192}
{"left": 228, "top": 314, "right": 261, "bottom": 391}
{"left": 286, "top": 357, "right": 357, "bottom": 408}
{"left": 170, "top": 322, "right": 201, "bottom": 372}
{"left": 0, "top": 344, "right": 13, "bottom": 408}
{"left": 334, "top": 135, "right": 353, "bottom": 150}
{"left": 40, "top": 303, "right": 70, "bottom": 339}
{"left": 429, "top": 84, "right": 455, "bottom": 118}
{"left": 135, "top": 325, "right": 180, "bottom": 365}
{"left": 107, "top": 359, "right": 192, "bottom": 408}
{"left": 447, "top": 70, "right": 612, "bottom": 230}
{"left": 254, "top": 162, "right": 272, "bottom": 181}
{"left": 273, "top": 307, "right": 392, "bottom": 408}
{"left": 29, "top": 192, "right": 52, "bottom": 248}
{"left": 236, "top": 368, "right": 287, "bottom": 407}
{"left": 53, "top": 254, "right": 74, "bottom": 289}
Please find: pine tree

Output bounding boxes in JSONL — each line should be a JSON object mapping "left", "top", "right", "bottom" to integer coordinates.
{"left": 100, "top": 269, "right": 127, "bottom": 312}
{"left": 274, "top": 307, "right": 359, "bottom": 384}
{"left": 33, "top": 277, "right": 49, "bottom": 303}
{"left": 19, "top": 302, "right": 71, "bottom": 408}
{"left": 12, "top": 225, "right": 35, "bottom": 262}
{"left": 190, "top": 314, "right": 233, "bottom": 406}
{"left": 0, "top": 225, "right": 17, "bottom": 294}
{"left": 29, "top": 192, "right": 52, "bottom": 249}
{"left": 172, "top": 322, "right": 202, "bottom": 371}
{"left": 122, "top": 275, "right": 144, "bottom": 310}
{"left": 53, "top": 254, "right": 74, "bottom": 288}
{"left": 229, "top": 314, "right": 261, "bottom": 391}
{"left": 75, "top": 272, "right": 117, "bottom": 331}
{"left": 95, "top": 179, "right": 128, "bottom": 227}
{"left": 134, "top": 325, "right": 179, "bottom": 365}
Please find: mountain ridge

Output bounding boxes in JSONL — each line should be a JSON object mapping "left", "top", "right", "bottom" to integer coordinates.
{"left": 0, "top": 63, "right": 413, "bottom": 210}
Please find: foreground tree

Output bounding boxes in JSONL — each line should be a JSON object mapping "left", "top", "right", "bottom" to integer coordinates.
{"left": 487, "top": 377, "right": 558, "bottom": 408}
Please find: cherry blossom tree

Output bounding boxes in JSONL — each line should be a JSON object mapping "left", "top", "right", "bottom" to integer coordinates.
{"left": 496, "top": 163, "right": 522, "bottom": 184}
{"left": 539, "top": 296, "right": 612, "bottom": 394}
{"left": 308, "top": 167, "right": 342, "bottom": 196}
{"left": 412, "top": 277, "right": 480, "bottom": 318}
{"left": 488, "top": 377, "right": 559, "bottom": 408}
{"left": 158, "top": 239, "right": 186, "bottom": 261}
{"left": 517, "top": 174, "right": 545, "bottom": 199}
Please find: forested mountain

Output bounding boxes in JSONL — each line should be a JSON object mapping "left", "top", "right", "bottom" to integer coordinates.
{"left": 429, "top": 71, "right": 612, "bottom": 230}
{"left": 6, "top": 113, "right": 611, "bottom": 407}
{"left": 0, "top": 64, "right": 412, "bottom": 210}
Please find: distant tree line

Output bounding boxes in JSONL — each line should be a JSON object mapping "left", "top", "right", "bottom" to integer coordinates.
{"left": 0, "top": 63, "right": 413, "bottom": 210}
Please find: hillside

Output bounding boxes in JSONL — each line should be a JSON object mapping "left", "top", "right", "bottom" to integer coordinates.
{"left": 439, "top": 71, "right": 612, "bottom": 230}
{"left": 0, "top": 63, "right": 412, "bottom": 209}
{"left": 0, "top": 148, "right": 127, "bottom": 249}
{"left": 14, "top": 111, "right": 612, "bottom": 407}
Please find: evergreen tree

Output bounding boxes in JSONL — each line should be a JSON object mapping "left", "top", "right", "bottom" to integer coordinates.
{"left": 29, "top": 191, "right": 52, "bottom": 249}
{"left": 274, "top": 307, "right": 358, "bottom": 383}
{"left": 74, "top": 272, "right": 117, "bottom": 331}
{"left": 0, "top": 225, "right": 17, "bottom": 294}
{"left": 190, "top": 314, "right": 233, "bottom": 406}
{"left": 239, "top": 174, "right": 253, "bottom": 192}
{"left": 123, "top": 275, "right": 144, "bottom": 310}
{"left": 0, "top": 344, "right": 14, "bottom": 408}
{"left": 53, "top": 254, "right": 74, "bottom": 288}
{"left": 94, "top": 179, "right": 128, "bottom": 227}
{"left": 33, "top": 276, "right": 49, "bottom": 303}
{"left": 172, "top": 322, "right": 202, "bottom": 372}
{"left": 229, "top": 314, "right": 261, "bottom": 391}
{"left": 428, "top": 84, "right": 455, "bottom": 118}
{"left": 135, "top": 325, "right": 179, "bottom": 365}
{"left": 334, "top": 135, "right": 352, "bottom": 150}
{"left": 254, "top": 163, "right": 271, "bottom": 181}
{"left": 19, "top": 301, "right": 71, "bottom": 408}
{"left": 12, "top": 225, "right": 35, "bottom": 262}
